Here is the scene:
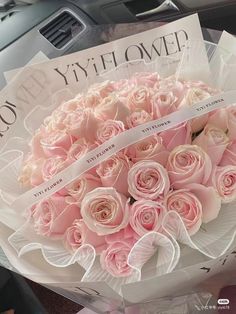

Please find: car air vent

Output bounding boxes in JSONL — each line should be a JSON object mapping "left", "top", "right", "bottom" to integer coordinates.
{"left": 39, "top": 11, "right": 84, "bottom": 49}
{"left": 0, "top": 10, "right": 17, "bottom": 23}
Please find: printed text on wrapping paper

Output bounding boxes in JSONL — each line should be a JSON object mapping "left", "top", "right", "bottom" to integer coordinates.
{"left": 0, "top": 101, "right": 17, "bottom": 138}
{"left": 54, "top": 30, "right": 188, "bottom": 86}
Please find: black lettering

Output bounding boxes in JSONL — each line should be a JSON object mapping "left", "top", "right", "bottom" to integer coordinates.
{"left": 175, "top": 30, "right": 188, "bottom": 52}
{"left": 125, "top": 45, "right": 144, "bottom": 62}
{"left": 0, "top": 104, "right": 17, "bottom": 125}
{"left": 74, "top": 59, "right": 90, "bottom": 78}
{"left": 54, "top": 65, "right": 70, "bottom": 85}
{"left": 162, "top": 33, "right": 178, "bottom": 56}
{"left": 100, "top": 51, "right": 117, "bottom": 71}
{"left": 91, "top": 58, "right": 99, "bottom": 76}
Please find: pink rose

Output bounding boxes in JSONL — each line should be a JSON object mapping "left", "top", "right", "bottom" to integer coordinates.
{"left": 64, "top": 219, "right": 106, "bottom": 253}
{"left": 165, "top": 189, "right": 202, "bottom": 236}
{"left": 167, "top": 145, "right": 212, "bottom": 189}
{"left": 227, "top": 106, "right": 236, "bottom": 140}
{"left": 40, "top": 131, "right": 74, "bottom": 158}
{"left": 207, "top": 108, "right": 228, "bottom": 132}
{"left": 151, "top": 91, "right": 178, "bottom": 119}
{"left": 95, "top": 94, "right": 130, "bottom": 124}
{"left": 42, "top": 156, "right": 67, "bottom": 181}
{"left": 160, "top": 122, "right": 191, "bottom": 151}
{"left": 112, "top": 79, "right": 134, "bottom": 98}
{"left": 126, "top": 110, "right": 152, "bottom": 129}
{"left": 64, "top": 108, "right": 101, "bottom": 142}
{"left": 211, "top": 166, "right": 236, "bottom": 203}
{"left": 193, "top": 124, "right": 229, "bottom": 165}
{"left": 96, "top": 120, "right": 125, "bottom": 144}
{"left": 127, "top": 86, "right": 152, "bottom": 113}
{"left": 33, "top": 195, "right": 81, "bottom": 238}
{"left": 89, "top": 80, "right": 115, "bottom": 98}
{"left": 129, "top": 199, "right": 166, "bottom": 236}
{"left": 84, "top": 91, "right": 102, "bottom": 108}
{"left": 180, "top": 87, "right": 211, "bottom": 132}
{"left": 180, "top": 87, "right": 211, "bottom": 108}
{"left": 44, "top": 109, "right": 67, "bottom": 132}
{"left": 220, "top": 141, "right": 236, "bottom": 166}
{"left": 105, "top": 224, "right": 138, "bottom": 244}
{"left": 184, "top": 80, "right": 218, "bottom": 95}
{"left": 81, "top": 187, "right": 129, "bottom": 235}
{"left": 67, "top": 138, "right": 94, "bottom": 162}
{"left": 96, "top": 154, "right": 132, "bottom": 196}
{"left": 19, "top": 157, "right": 44, "bottom": 187}
{"left": 59, "top": 97, "right": 84, "bottom": 112}
{"left": 100, "top": 239, "right": 134, "bottom": 277}
{"left": 128, "top": 160, "right": 170, "bottom": 201}
{"left": 157, "top": 78, "right": 185, "bottom": 103}
{"left": 125, "top": 135, "right": 169, "bottom": 166}
{"left": 30, "top": 128, "right": 47, "bottom": 158}
{"left": 131, "top": 72, "right": 160, "bottom": 88}
{"left": 65, "top": 174, "right": 101, "bottom": 205}
{"left": 186, "top": 183, "right": 221, "bottom": 224}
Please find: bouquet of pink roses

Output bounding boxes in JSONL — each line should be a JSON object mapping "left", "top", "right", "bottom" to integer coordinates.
{"left": 0, "top": 17, "right": 236, "bottom": 312}
{"left": 3, "top": 66, "right": 234, "bottom": 281}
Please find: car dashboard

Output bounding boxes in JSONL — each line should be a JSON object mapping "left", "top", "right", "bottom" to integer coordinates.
{"left": 0, "top": 0, "right": 235, "bottom": 89}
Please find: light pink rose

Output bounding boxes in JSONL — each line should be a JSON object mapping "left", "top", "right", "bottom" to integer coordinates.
{"left": 64, "top": 219, "right": 106, "bottom": 253}
{"left": 180, "top": 87, "right": 211, "bottom": 132}
{"left": 127, "top": 86, "right": 153, "bottom": 113}
{"left": 129, "top": 199, "right": 166, "bottom": 236}
{"left": 160, "top": 122, "right": 191, "bottom": 151}
{"left": 84, "top": 91, "right": 102, "bottom": 108}
{"left": 65, "top": 174, "right": 101, "bottom": 205}
{"left": 126, "top": 110, "right": 152, "bottom": 129}
{"left": 131, "top": 72, "right": 160, "bottom": 88}
{"left": 95, "top": 94, "right": 130, "bottom": 124}
{"left": 112, "top": 79, "right": 134, "bottom": 98}
{"left": 193, "top": 124, "right": 229, "bottom": 165}
{"left": 105, "top": 224, "right": 138, "bottom": 244}
{"left": 89, "top": 80, "right": 115, "bottom": 98}
{"left": 19, "top": 157, "right": 44, "bottom": 187}
{"left": 165, "top": 189, "right": 203, "bottom": 236}
{"left": 33, "top": 195, "right": 81, "bottom": 238}
{"left": 40, "top": 131, "right": 74, "bottom": 158}
{"left": 128, "top": 160, "right": 170, "bottom": 201}
{"left": 227, "top": 105, "right": 236, "bottom": 140}
{"left": 64, "top": 108, "right": 101, "bottom": 142}
{"left": 96, "top": 154, "right": 132, "bottom": 196}
{"left": 81, "top": 187, "right": 129, "bottom": 235}
{"left": 100, "top": 239, "right": 134, "bottom": 277}
{"left": 59, "top": 97, "right": 84, "bottom": 112}
{"left": 42, "top": 156, "right": 67, "bottom": 181}
{"left": 67, "top": 138, "right": 92, "bottom": 162}
{"left": 167, "top": 145, "right": 212, "bottom": 189}
{"left": 187, "top": 183, "right": 221, "bottom": 224}
{"left": 125, "top": 135, "right": 169, "bottom": 166}
{"left": 151, "top": 91, "right": 178, "bottom": 119}
{"left": 44, "top": 109, "right": 67, "bottom": 132}
{"left": 180, "top": 87, "right": 211, "bottom": 107}
{"left": 208, "top": 108, "right": 228, "bottom": 132}
{"left": 30, "top": 128, "right": 47, "bottom": 158}
{"left": 96, "top": 120, "right": 125, "bottom": 144}
{"left": 220, "top": 141, "right": 236, "bottom": 166}
{"left": 211, "top": 165, "right": 236, "bottom": 203}
{"left": 184, "top": 80, "right": 218, "bottom": 95}
{"left": 157, "top": 77, "right": 185, "bottom": 103}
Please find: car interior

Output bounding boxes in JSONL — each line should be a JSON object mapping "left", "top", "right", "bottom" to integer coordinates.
{"left": 0, "top": 0, "right": 236, "bottom": 89}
